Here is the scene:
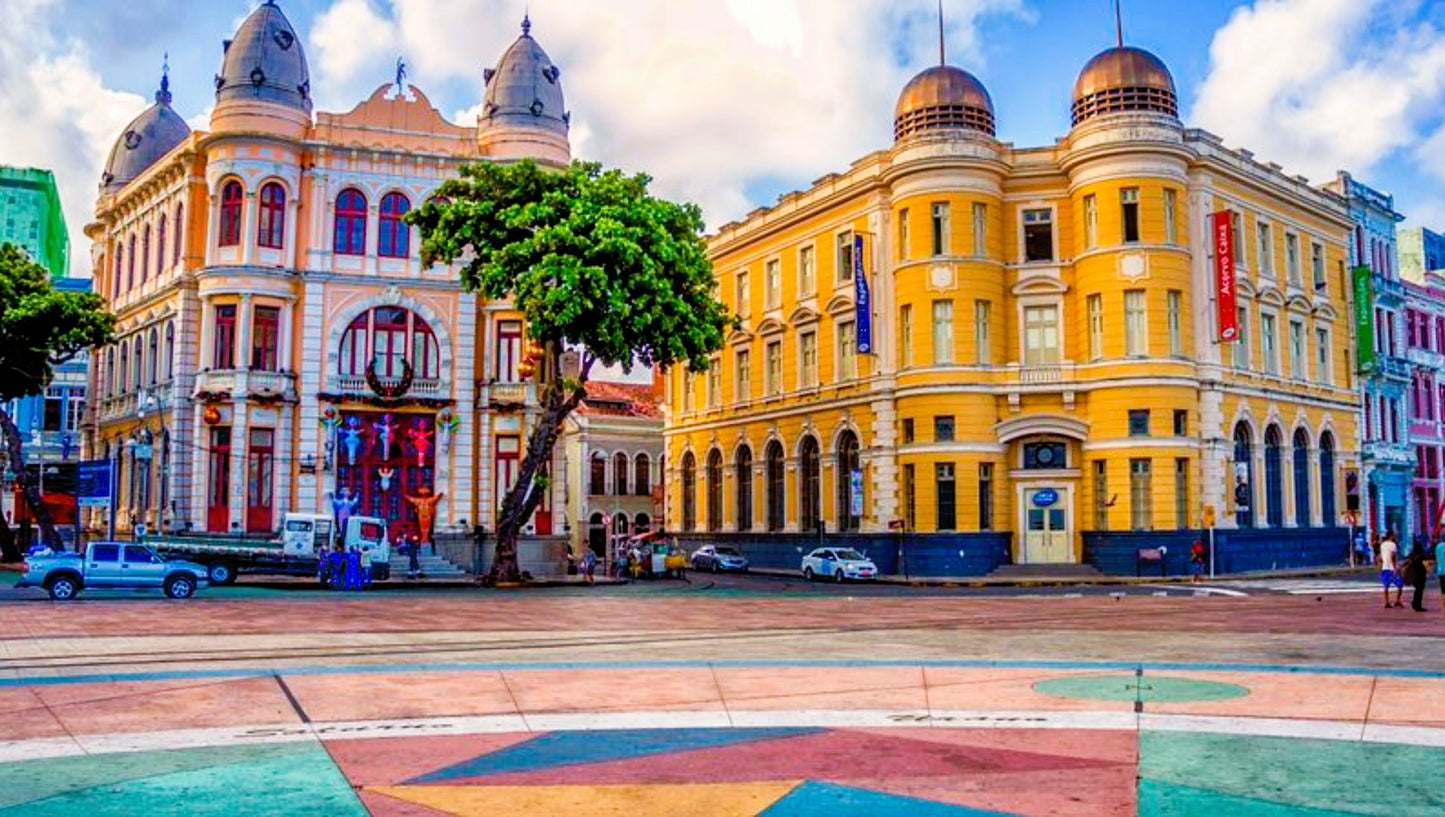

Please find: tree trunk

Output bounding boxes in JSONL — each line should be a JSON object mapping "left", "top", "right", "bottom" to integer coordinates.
{"left": 0, "top": 502, "right": 17, "bottom": 564}
{"left": 0, "top": 407, "right": 60, "bottom": 552}
{"left": 486, "top": 352, "right": 592, "bottom": 585}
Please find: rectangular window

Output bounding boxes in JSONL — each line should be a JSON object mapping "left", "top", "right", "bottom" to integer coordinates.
{"left": 1174, "top": 458, "right": 1189, "bottom": 530}
{"left": 681, "top": 373, "right": 694, "bottom": 413}
{"left": 898, "top": 209, "right": 910, "bottom": 261}
{"left": 66, "top": 393, "right": 84, "bottom": 433}
{"left": 798, "top": 245, "right": 816, "bottom": 297}
{"left": 42, "top": 387, "right": 62, "bottom": 432}
{"left": 213, "top": 305, "right": 236, "bottom": 369}
{"left": 901, "top": 417, "right": 914, "bottom": 444}
{"left": 1023, "top": 305, "right": 1060, "bottom": 365}
{"left": 1258, "top": 222, "right": 1273, "bottom": 277}
{"left": 1121, "top": 187, "right": 1140, "bottom": 243}
{"left": 932, "top": 300, "right": 954, "bottom": 364}
{"left": 978, "top": 463, "right": 993, "bottom": 531}
{"left": 902, "top": 464, "right": 916, "bottom": 530}
{"left": 1286, "top": 232, "right": 1301, "bottom": 286}
{"left": 836, "top": 231, "right": 854, "bottom": 283}
{"left": 974, "top": 300, "right": 991, "bottom": 365}
{"left": 1163, "top": 189, "right": 1178, "bottom": 245}
{"left": 1167, "top": 289, "right": 1182, "bottom": 357}
{"left": 934, "top": 415, "right": 955, "bottom": 442}
{"left": 707, "top": 365, "right": 721, "bottom": 408}
{"left": 799, "top": 330, "right": 818, "bottom": 388}
{"left": 1093, "top": 460, "right": 1109, "bottom": 530}
{"left": 1128, "top": 409, "right": 1150, "bottom": 437}
{"left": 1232, "top": 211, "right": 1245, "bottom": 266}
{"left": 1087, "top": 294, "right": 1104, "bottom": 360}
{"left": 1023, "top": 208, "right": 1053, "bottom": 262}
{"left": 1124, "top": 289, "right": 1147, "bottom": 356}
{"left": 1173, "top": 409, "right": 1188, "bottom": 437}
{"left": 735, "top": 348, "right": 751, "bottom": 402}
{"left": 735, "top": 270, "right": 750, "bottom": 318}
{"left": 1233, "top": 306, "right": 1250, "bottom": 369}
{"left": 1130, "top": 458, "right": 1152, "bottom": 531}
{"left": 251, "top": 306, "right": 280, "bottom": 372}
{"left": 935, "top": 463, "right": 956, "bottom": 531}
{"left": 899, "top": 304, "right": 913, "bottom": 368}
{"left": 1289, "top": 319, "right": 1305, "bottom": 379}
{"left": 764, "top": 259, "right": 781, "bottom": 310}
{"left": 1083, "top": 194, "right": 1098, "bottom": 250}
{"left": 765, "top": 340, "right": 782, "bottom": 396}
{"left": 1261, "top": 312, "right": 1278, "bottom": 375}
{"left": 931, "top": 202, "right": 949, "bottom": 256}
{"left": 972, "top": 202, "right": 987, "bottom": 257}
{"left": 496, "top": 320, "right": 521, "bottom": 382}
{"left": 1316, "top": 327, "right": 1331, "bottom": 385}
{"left": 837, "top": 321, "right": 857, "bottom": 380}
{"left": 1311, "top": 241, "right": 1325, "bottom": 290}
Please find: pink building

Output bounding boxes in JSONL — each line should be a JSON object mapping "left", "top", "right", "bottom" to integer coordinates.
{"left": 1404, "top": 272, "right": 1445, "bottom": 541}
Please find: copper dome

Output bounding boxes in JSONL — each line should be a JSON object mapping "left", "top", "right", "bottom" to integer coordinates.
{"left": 1071, "top": 46, "right": 1176, "bottom": 126}
{"left": 894, "top": 65, "right": 995, "bottom": 140}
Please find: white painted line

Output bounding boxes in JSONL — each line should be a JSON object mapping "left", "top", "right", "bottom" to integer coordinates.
{"left": 1140, "top": 584, "right": 1248, "bottom": 597}
{"left": 1285, "top": 588, "right": 1376, "bottom": 595}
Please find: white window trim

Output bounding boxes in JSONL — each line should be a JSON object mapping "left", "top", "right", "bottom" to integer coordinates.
{"left": 1124, "top": 289, "right": 1148, "bottom": 358}
{"left": 765, "top": 339, "right": 783, "bottom": 397}
{"left": 1017, "top": 296, "right": 1063, "bottom": 366}
{"left": 1260, "top": 309, "right": 1280, "bottom": 376}
{"left": 797, "top": 242, "right": 817, "bottom": 298}
{"left": 1315, "top": 326, "right": 1332, "bottom": 385}
{"left": 764, "top": 257, "right": 782, "bottom": 312}
{"left": 1017, "top": 203, "right": 1058, "bottom": 264}
{"left": 734, "top": 348, "right": 751, "bottom": 404}
{"left": 798, "top": 329, "right": 818, "bottom": 389}
{"left": 735, "top": 269, "right": 750, "bottom": 319}
{"left": 1257, "top": 218, "right": 1275, "bottom": 279}
{"left": 836, "top": 319, "right": 857, "bottom": 381}
{"left": 1285, "top": 231, "right": 1301, "bottom": 286}
{"left": 1087, "top": 294, "right": 1103, "bottom": 361}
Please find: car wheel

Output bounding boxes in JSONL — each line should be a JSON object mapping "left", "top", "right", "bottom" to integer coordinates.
{"left": 164, "top": 575, "right": 196, "bottom": 599}
{"left": 207, "top": 563, "right": 236, "bottom": 585}
{"left": 711, "top": 561, "right": 720, "bottom": 574}
{"left": 47, "top": 576, "right": 79, "bottom": 601}
{"left": 834, "top": 569, "right": 845, "bottom": 584}
{"left": 803, "top": 567, "right": 814, "bottom": 581}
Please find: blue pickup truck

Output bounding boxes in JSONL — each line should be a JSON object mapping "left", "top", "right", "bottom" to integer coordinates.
{"left": 15, "top": 542, "right": 211, "bottom": 600}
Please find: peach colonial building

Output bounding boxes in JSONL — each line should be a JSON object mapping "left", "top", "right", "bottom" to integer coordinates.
{"left": 84, "top": 4, "right": 576, "bottom": 545}
{"left": 665, "top": 45, "right": 1362, "bottom": 575}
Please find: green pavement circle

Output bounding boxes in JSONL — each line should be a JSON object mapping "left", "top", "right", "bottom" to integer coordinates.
{"left": 1033, "top": 674, "right": 1250, "bottom": 703}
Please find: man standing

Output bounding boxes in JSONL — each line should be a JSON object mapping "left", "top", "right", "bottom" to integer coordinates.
{"left": 1379, "top": 530, "right": 1403, "bottom": 609}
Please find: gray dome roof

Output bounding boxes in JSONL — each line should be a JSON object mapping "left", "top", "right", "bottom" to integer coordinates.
{"left": 102, "top": 74, "right": 190, "bottom": 191}
{"left": 481, "top": 16, "right": 568, "bottom": 135}
{"left": 214, "top": 1, "right": 312, "bottom": 115}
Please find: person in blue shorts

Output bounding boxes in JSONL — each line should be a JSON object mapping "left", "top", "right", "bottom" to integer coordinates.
{"left": 1379, "top": 531, "right": 1403, "bottom": 609}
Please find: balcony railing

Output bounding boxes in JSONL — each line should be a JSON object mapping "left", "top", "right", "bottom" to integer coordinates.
{"left": 1007, "top": 361, "right": 1076, "bottom": 386}
{"left": 327, "top": 373, "right": 444, "bottom": 398}
{"left": 1362, "top": 440, "right": 1415, "bottom": 467}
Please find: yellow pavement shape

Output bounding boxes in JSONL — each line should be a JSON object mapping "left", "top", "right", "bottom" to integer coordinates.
{"left": 369, "top": 781, "right": 803, "bottom": 817}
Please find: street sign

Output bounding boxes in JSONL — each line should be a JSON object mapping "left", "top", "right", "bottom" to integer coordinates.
{"left": 1031, "top": 488, "right": 1059, "bottom": 507}
{"left": 76, "top": 460, "right": 113, "bottom": 509}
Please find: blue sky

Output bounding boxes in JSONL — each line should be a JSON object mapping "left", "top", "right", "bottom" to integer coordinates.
{"left": 4, "top": 0, "right": 1445, "bottom": 263}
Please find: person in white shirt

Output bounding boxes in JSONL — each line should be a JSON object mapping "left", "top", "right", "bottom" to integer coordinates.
{"left": 1379, "top": 532, "right": 1403, "bottom": 609}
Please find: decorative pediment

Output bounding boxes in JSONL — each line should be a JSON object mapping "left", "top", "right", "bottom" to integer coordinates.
{"left": 824, "top": 294, "right": 854, "bottom": 316}
{"left": 1011, "top": 275, "right": 1069, "bottom": 297}
{"left": 994, "top": 413, "right": 1089, "bottom": 443}
{"left": 1255, "top": 285, "right": 1285, "bottom": 307}
{"left": 1312, "top": 303, "right": 1338, "bottom": 322}
{"left": 789, "top": 304, "right": 821, "bottom": 326}
{"left": 727, "top": 328, "right": 754, "bottom": 346}
{"left": 1286, "top": 294, "right": 1312, "bottom": 313}
{"left": 756, "top": 317, "right": 786, "bottom": 336}
{"left": 1236, "top": 277, "right": 1256, "bottom": 298}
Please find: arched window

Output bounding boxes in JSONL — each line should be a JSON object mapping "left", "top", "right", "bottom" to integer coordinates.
{"left": 799, "top": 436, "right": 820, "bottom": 532}
{"left": 1233, "top": 422, "right": 1254, "bottom": 528}
{"left": 337, "top": 307, "right": 440, "bottom": 379}
{"left": 127, "top": 233, "right": 136, "bottom": 290}
{"left": 588, "top": 511, "right": 606, "bottom": 556}
{"left": 1320, "top": 432, "right": 1337, "bottom": 524}
{"left": 613, "top": 452, "right": 629, "bottom": 496}
{"left": 173, "top": 203, "right": 184, "bottom": 265}
{"left": 766, "top": 440, "right": 785, "bottom": 532}
{"left": 836, "top": 430, "right": 860, "bottom": 531}
{"left": 164, "top": 322, "right": 175, "bottom": 381}
{"left": 117, "top": 340, "right": 129, "bottom": 393}
{"left": 378, "top": 192, "right": 411, "bottom": 258}
{"left": 1292, "top": 428, "right": 1311, "bottom": 527}
{"left": 132, "top": 341, "right": 143, "bottom": 394}
{"left": 113, "top": 241, "right": 123, "bottom": 298}
{"left": 148, "top": 329, "right": 159, "bottom": 386}
{"left": 1264, "top": 425, "right": 1284, "bottom": 527}
{"left": 105, "top": 348, "right": 115, "bottom": 398}
{"left": 257, "top": 182, "right": 285, "bottom": 249}
{"left": 156, "top": 214, "right": 167, "bottom": 274}
{"left": 634, "top": 453, "right": 650, "bottom": 496}
{"left": 219, "top": 180, "right": 243, "bottom": 246}
{"left": 735, "top": 445, "right": 752, "bottom": 532}
{"left": 634, "top": 513, "right": 651, "bottom": 534}
{"left": 141, "top": 225, "right": 151, "bottom": 282}
{"left": 589, "top": 452, "right": 607, "bottom": 496}
{"left": 333, "top": 188, "right": 367, "bottom": 255}
{"left": 681, "top": 451, "right": 697, "bottom": 532}
{"left": 613, "top": 514, "right": 630, "bottom": 549}
{"left": 706, "top": 449, "right": 723, "bottom": 531}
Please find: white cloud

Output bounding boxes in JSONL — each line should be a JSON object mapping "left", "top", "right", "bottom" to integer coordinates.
{"left": 1192, "top": 0, "right": 1445, "bottom": 185}
{"left": 0, "top": 0, "right": 146, "bottom": 275}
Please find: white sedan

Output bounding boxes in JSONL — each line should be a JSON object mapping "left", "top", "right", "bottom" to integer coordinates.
{"left": 800, "top": 547, "right": 878, "bottom": 582}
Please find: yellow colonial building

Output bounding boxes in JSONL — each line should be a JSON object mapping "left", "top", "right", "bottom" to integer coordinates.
{"left": 665, "top": 45, "right": 1361, "bottom": 575}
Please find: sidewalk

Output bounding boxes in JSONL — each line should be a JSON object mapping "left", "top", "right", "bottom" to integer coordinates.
{"left": 741, "top": 564, "right": 1373, "bottom": 588}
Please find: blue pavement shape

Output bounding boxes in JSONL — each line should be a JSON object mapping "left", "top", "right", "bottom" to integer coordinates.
{"left": 408, "top": 727, "right": 823, "bottom": 783}
{"left": 760, "top": 781, "right": 1017, "bottom": 816}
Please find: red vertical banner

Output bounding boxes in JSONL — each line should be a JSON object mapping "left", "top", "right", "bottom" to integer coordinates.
{"left": 1213, "top": 211, "right": 1238, "bottom": 343}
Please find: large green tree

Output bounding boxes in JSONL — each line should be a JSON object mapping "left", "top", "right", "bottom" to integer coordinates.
{"left": 0, "top": 244, "right": 114, "bottom": 565}
{"left": 408, "top": 160, "right": 729, "bottom": 584}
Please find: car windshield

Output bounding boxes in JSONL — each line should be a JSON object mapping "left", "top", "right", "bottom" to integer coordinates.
{"left": 835, "top": 549, "right": 866, "bottom": 561}
{"left": 716, "top": 547, "right": 742, "bottom": 556}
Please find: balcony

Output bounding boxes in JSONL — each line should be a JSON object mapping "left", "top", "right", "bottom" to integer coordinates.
{"left": 1406, "top": 346, "right": 1445, "bottom": 370}
{"left": 193, "top": 370, "right": 238, "bottom": 397}
{"left": 1004, "top": 361, "right": 1077, "bottom": 411}
{"left": 484, "top": 381, "right": 532, "bottom": 408}
{"left": 326, "top": 373, "right": 444, "bottom": 399}
{"left": 1362, "top": 440, "right": 1415, "bottom": 468}
{"left": 193, "top": 370, "right": 298, "bottom": 403}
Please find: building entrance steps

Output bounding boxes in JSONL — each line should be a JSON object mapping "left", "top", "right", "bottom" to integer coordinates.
{"left": 411, "top": 551, "right": 468, "bottom": 578}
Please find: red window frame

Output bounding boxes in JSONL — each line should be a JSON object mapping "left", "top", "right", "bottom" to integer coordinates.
{"left": 127, "top": 233, "right": 136, "bottom": 290}
{"left": 207, "top": 427, "right": 232, "bottom": 533}
{"left": 141, "top": 225, "right": 151, "bottom": 282}
{"left": 257, "top": 183, "right": 286, "bottom": 249}
{"left": 113, "top": 241, "right": 123, "bottom": 298}
{"left": 496, "top": 320, "right": 522, "bottom": 382}
{"left": 496, "top": 436, "right": 521, "bottom": 511}
{"left": 173, "top": 203, "right": 184, "bottom": 265}
{"left": 219, "top": 181, "right": 243, "bottom": 247}
{"left": 156, "top": 214, "right": 167, "bottom": 274}
{"left": 148, "top": 329, "right": 159, "bottom": 386}
{"left": 245, "top": 428, "right": 274, "bottom": 533}
{"left": 378, "top": 192, "right": 410, "bottom": 258}
{"left": 214, "top": 305, "right": 237, "bottom": 369}
{"left": 334, "top": 189, "right": 367, "bottom": 255}
{"left": 251, "top": 306, "right": 280, "bottom": 371}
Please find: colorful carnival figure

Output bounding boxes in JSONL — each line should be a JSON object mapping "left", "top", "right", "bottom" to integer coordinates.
{"left": 340, "top": 416, "right": 365, "bottom": 466}
{"left": 319, "top": 408, "right": 342, "bottom": 470}
{"left": 374, "top": 413, "right": 399, "bottom": 460}
{"left": 405, "top": 417, "right": 433, "bottom": 467}
{"left": 328, "top": 487, "right": 361, "bottom": 539}
{"left": 377, "top": 466, "right": 395, "bottom": 492}
{"left": 405, "top": 486, "right": 444, "bottom": 546}
{"left": 437, "top": 410, "right": 460, "bottom": 454}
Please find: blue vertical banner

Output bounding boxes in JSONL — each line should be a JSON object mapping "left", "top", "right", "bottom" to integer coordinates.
{"left": 853, "top": 233, "right": 872, "bottom": 354}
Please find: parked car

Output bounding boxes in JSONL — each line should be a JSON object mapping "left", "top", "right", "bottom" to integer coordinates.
{"left": 690, "top": 545, "right": 749, "bottom": 573}
{"left": 801, "top": 547, "right": 877, "bottom": 582}
{"left": 14, "top": 541, "right": 210, "bottom": 600}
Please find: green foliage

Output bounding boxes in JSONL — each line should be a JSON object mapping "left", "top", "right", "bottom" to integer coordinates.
{"left": 408, "top": 160, "right": 731, "bottom": 374}
{"left": 0, "top": 244, "right": 115, "bottom": 402}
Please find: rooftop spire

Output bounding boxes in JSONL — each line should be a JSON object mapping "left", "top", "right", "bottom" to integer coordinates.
{"left": 1114, "top": 0, "right": 1124, "bottom": 48}
{"left": 522, "top": 12, "right": 531, "bottom": 36}
{"left": 156, "top": 52, "right": 172, "bottom": 106}
{"left": 938, "top": 1, "right": 946, "bottom": 65}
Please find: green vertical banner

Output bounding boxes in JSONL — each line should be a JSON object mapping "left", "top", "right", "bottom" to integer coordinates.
{"left": 1353, "top": 265, "right": 1375, "bottom": 371}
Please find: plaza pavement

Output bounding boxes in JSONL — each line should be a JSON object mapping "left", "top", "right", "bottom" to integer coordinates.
{"left": 1, "top": 585, "right": 1443, "bottom": 815}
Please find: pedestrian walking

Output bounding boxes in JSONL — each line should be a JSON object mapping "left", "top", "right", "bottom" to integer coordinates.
{"left": 581, "top": 548, "right": 597, "bottom": 585}
{"left": 1402, "top": 541, "right": 1429, "bottom": 612}
{"left": 1380, "top": 531, "right": 1404, "bottom": 609}
{"left": 1189, "top": 537, "right": 1206, "bottom": 583}
{"left": 360, "top": 545, "right": 373, "bottom": 589}
{"left": 344, "top": 546, "right": 364, "bottom": 592}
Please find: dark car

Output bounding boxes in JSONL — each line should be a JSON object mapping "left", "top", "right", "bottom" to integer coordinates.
{"left": 690, "top": 545, "right": 749, "bottom": 573}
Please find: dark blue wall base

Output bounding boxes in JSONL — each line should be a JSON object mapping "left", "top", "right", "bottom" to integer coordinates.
{"left": 1083, "top": 527, "right": 1352, "bottom": 576}
{"left": 673, "top": 531, "right": 1013, "bottom": 577}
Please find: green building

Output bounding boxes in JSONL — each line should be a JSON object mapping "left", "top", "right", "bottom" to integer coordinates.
{"left": 0, "top": 166, "right": 69, "bottom": 278}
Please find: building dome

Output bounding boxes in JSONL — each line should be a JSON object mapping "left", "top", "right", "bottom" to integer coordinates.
{"left": 894, "top": 65, "right": 996, "bottom": 140}
{"left": 480, "top": 16, "right": 568, "bottom": 137}
{"left": 213, "top": 1, "right": 311, "bottom": 115}
{"left": 1071, "top": 46, "right": 1176, "bottom": 126}
{"left": 101, "top": 73, "right": 190, "bottom": 191}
